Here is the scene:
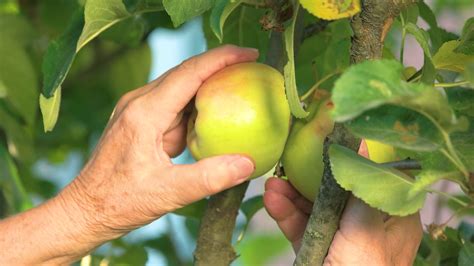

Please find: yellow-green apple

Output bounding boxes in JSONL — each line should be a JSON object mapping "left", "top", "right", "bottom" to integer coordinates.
{"left": 187, "top": 62, "right": 291, "bottom": 178}
{"left": 365, "top": 139, "right": 397, "bottom": 163}
{"left": 281, "top": 95, "right": 334, "bottom": 201}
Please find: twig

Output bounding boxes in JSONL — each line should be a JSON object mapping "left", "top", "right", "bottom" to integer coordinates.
{"left": 294, "top": 1, "right": 418, "bottom": 265}
{"left": 194, "top": 182, "right": 250, "bottom": 266}
{"left": 294, "top": 124, "right": 360, "bottom": 265}
{"left": 380, "top": 159, "right": 421, "bottom": 170}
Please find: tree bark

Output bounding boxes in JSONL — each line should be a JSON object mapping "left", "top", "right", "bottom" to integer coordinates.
{"left": 294, "top": 1, "right": 418, "bottom": 265}
{"left": 194, "top": 182, "right": 249, "bottom": 266}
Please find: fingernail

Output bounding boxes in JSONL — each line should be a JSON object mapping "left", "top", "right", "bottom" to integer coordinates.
{"left": 243, "top": 47, "right": 259, "bottom": 54}
{"left": 230, "top": 156, "right": 255, "bottom": 182}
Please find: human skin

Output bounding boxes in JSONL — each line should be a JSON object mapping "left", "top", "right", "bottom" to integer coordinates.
{"left": 0, "top": 45, "right": 258, "bottom": 265}
{"left": 264, "top": 141, "right": 423, "bottom": 265}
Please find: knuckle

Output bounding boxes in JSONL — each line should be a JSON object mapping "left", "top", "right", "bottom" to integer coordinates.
{"left": 179, "top": 57, "right": 199, "bottom": 72}
{"left": 119, "top": 98, "right": 144, "bottom": 127}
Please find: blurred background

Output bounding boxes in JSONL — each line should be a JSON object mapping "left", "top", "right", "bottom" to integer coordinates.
{"left": 0, "top": 0, "right": 473, "bottom": 265}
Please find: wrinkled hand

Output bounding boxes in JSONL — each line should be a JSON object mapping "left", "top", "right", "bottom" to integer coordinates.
{"left": 60, "top": 45, "right": 258, "bottom": 241}
{"left": 264, "top": 143, "right": 422, "bottom": 265}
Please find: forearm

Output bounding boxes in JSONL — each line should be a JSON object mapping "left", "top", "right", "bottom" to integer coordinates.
{"left": 0, "top": 183, "right": 114, "bottom": 265}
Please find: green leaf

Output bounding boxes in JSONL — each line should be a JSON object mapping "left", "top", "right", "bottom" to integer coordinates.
{"left": 459, "top": 242, "right": 474, "bottom": 266}
{"left": 100, "top": 16, "right": 147, "bottom": 46}
{"left": 163, "top": 0, "right": 214, "bottom": 27}
{"left": 332, "top": 59, "right": 462, "bottom": 134}
{"left": 0, "top": 81, "right": 6, "bottom": 98}
{"left": 428, "top": 27, "right": 458, "bottom": 54}
{"left": 0, "top": 40, "right": 38, "bottom": 125}
{"left": 400, "top": 4, "right": 419, "bottom": 25}
{"left": 39, "top": 88, "right": 61, "bottom": 132}
{"left": 433, "top": 40, "right": 474, "bottom": 72}
{"left": 406, "top": 22, "right": 432, "bottom": 59}
{"left": 329, "top": 144, "right": 426, "bottom": 216}
{"left": 203, "top": 5, "right": 269, "bottom": 59}
{"left": 284, "top": 3, "right": 308, "bottom": 118}
{"left": 417, "top": 1, "right": 437, "bottom": 29}
{"left": 347, "top": 105, "right": 443, "bottom": 151}
{"left": 77, "top": 0, "right": 129, "bottom": 50}
{"left": 0, "top": 14, "right": 35, "bottom": 45}
{"left": 332, "top": 59, "right": 405, "bottom": 121}
{"left": 237, "top": 233, "right": 291, "bottom": 266}
{"left": 123, "top": 0, "right": 163, "bottom": 13}
{"left": 78, "top": 0, "right": 163, "bottom": 49}
{"left": 173, "top": 199, "right": 207, "bottom": 219}
{"left": 408, "top": 171, "right": 463, "bottom": 199}
{"left": 241, "top": 195, "right": 263, "bottom": 222}
{"left": 0, "top": 144, "right": 33, "bottom": 215}
{"left": 0, "top": 103, "right": 34, "bottom": 161}
{"left": 210, "top": 0, "right": 242, "bottom": 42}
{"left": 41, "top": 8, "right": 84, "bottom": 98}
{"left": 454, "top": 17, "right": 474, "bottom": 55}
{"left": 446, "top": 195, "right": 474, "bottom": 217}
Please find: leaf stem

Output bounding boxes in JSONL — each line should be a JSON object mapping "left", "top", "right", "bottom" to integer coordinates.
{"left": 300, "top": 71, "right": 341, "bottom": 101}
{"left": 425, "top": 188, "right": 469, "bottom": 207}
{"left": 434, "top": 80, "right": 470, "bottom": 88}
{"left": 399, "top": 13, "right": 406, "bottom": 64}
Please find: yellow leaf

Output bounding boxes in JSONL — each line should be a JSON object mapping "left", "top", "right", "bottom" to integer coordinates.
{"left": 39, "top": 88, "right": 61, "bottom": 132}
{"left": 300, "top": 0, "right": 361, "bottom": 20}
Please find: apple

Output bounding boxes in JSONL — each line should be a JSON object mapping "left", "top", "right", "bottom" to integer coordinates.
{"left": 187, "top": 62, "right": 291, "bottom": 178}
{"left": 365, "top": 139, "right": 397, "bottom": 163}
{"left": 281, "top": 97, "right": 334, "bottom": 201}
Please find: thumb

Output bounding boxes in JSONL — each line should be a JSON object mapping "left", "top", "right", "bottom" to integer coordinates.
{"left": 169, "top": 155, "right": 255, "bottom": 205}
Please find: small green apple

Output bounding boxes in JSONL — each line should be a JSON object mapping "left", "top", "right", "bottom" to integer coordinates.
{"left": 282, "top": 96, "right": 334, "bottom": 201}
{"left": 187, "top": 62, "right": 291, "bottom": 178}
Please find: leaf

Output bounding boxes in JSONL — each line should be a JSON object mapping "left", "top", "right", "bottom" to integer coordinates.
{"left": 0, "top": 144, "right": 33, "bottom": 214}
{"left": 40, "top": 88, "right": 61, "bottom": 132}
{"left": 0, "top": 103, "right": 34, "bottom": 161}
{"left": 0, "top": 14, "right": 35, "bottom": 45}
{"left": 400, "top": 3, "right": 419, "bottom": 25}
{"left": 41, "top": 8, "right": 84, "bottom": 98}
{"left": 210, "top": 0, "right": 242, "bottom": 42}
{"left": 0, "top": 40, "right": 38, "bottom": 125}
{"left": 408, "top": 171, "right": 463, "bottom": 200}
{"left": 428, "top": 27, "right": 458, "bottom": 54}
{"left": 173, "top": 199, "right": 207, "bottom": 219}
{"left": 446, "top": 195, "right": 474, "bottom": 217}
{"left": 79, "top": 0, "right": 163, "bottom": 49}
{"left": 417, "top": 1, "right": 437, "bottom": 29}
{"left": 433, "top": 40, "right": 474, "bottom": 73}
{"left": 236, "top": 233, "right": 291, "bottom": 266}
{"left": 100, "top": 16, "right": 147, "bottom": 47}
{"left": 459, "top": 242, "right": 474, "bottom": 266}
{"left": 347, "top": 105, "right": 443, "bottom": 151}
{"left": 0, "top": 81, "right": 6, "bottom": 98}
{"left": 329, "top": 144, "right": 426, "bottom": 216}
{"left": 163, "top": 0, "right": 214, "bottom": 27}
{"left": 203, "top": 5, "right": 269, "bottom": 59}
{"left": 77, "top": 0, "right": 128, "bottom": 50}
{"left": 241, "top": 195, "right": 263, "bottom": 222}
{"left": 406, "top": 22, "right": 432, "bottom": 59}
{"left": 300, "top": 0, "right": 360, "bottom": 20}
{"left": 332, "top": 59, "right": 462, "bottom": 134}
{"left": 284, "top": 3, "right": 308, "bottom": 118}
{"left": 454, "top": 17, "right": 474, "bottom": 55}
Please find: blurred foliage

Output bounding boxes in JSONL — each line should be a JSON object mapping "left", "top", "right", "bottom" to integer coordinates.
{"left": 0, "top": 0, "right": 473, "bottom": 265}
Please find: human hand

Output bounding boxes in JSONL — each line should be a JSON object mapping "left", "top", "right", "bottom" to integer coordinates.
{"left": 264, "top": 142, "right": 423, "bottom": 265}
{"left": 53, "top": 45, "right": 258, "bottom": 257}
